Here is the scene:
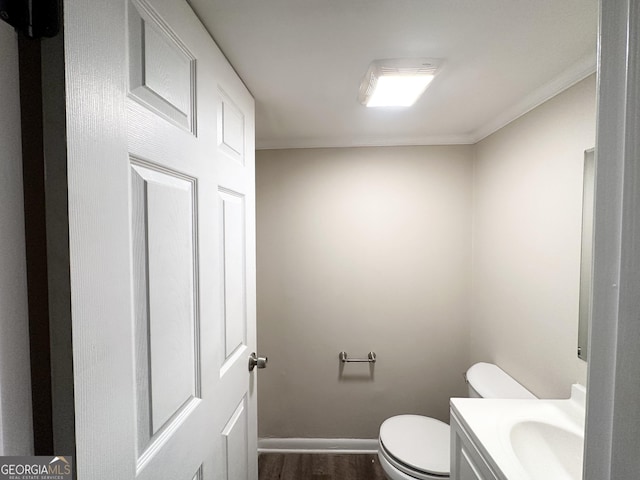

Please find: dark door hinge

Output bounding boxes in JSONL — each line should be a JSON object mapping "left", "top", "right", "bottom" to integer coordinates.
{"left": 0, "top": 0, "right": 60, "bottom": 38}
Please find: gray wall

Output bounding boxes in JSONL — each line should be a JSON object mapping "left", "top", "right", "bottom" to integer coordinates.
{"left": 255, "top": 76, "right": 596, "bottom": 439}
{"left": 256, "top": 146, "right": 473, "bottom": 438}
{"left": 471, "top": 75, "right": 596, "bottom": 398}
{"left": 0, "top": 23, "right": 34, "bottom": 455}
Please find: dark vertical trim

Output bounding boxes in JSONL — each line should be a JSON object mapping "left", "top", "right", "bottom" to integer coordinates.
{"left": 0, "top": 0, "right": 60, "bottom": 38}
{"left": 40, "top": 23, "right": 76, "bottom": 464}
{"left": 17, "top": 33, "right": 54, "bottom": 455}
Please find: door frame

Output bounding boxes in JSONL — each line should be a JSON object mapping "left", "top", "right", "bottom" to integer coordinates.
{"left": 584, "top": 1, "right": 640, "bottom": 479}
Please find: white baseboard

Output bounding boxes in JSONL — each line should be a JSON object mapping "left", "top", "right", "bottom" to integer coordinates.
{"left": 258, "top": 437, "right": 378, "bottom": 454}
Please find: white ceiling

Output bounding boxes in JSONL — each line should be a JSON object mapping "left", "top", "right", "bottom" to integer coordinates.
{"left": 187, "top": 1, "right": 598, "bottom": 149}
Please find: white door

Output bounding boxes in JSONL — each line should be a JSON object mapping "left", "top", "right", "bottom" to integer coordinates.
{"left": 60, "top": 0, "right": 256, "bottom": 478}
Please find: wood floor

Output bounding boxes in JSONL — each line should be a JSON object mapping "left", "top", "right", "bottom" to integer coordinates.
{"left": 258, "top": 453, "right": 387, "bottom": 480}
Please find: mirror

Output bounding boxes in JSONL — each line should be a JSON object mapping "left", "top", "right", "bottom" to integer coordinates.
{"left": 578, "top": 148, "right": 595, "bottom": 360}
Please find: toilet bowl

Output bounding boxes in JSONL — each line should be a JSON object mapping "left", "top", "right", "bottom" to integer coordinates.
{"left": 377, "top": 362, "right": 535, "bottom": 480}
{"left": 378, "top": 415, "right": 450, "bottom": 480}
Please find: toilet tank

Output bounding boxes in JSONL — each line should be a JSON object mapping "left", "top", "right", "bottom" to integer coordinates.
{"left": 465, "top": 362, "right": 536, "bottom": 399}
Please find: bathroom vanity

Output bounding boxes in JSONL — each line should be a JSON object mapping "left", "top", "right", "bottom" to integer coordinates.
{"left": 450, "top": 409, "right": 501, "bottom": 480}
{"left": 450, "top": 385, "right": 586, "bottom": 480}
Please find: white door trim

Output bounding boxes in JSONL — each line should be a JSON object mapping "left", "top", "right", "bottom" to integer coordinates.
{"left": 585, "top": 1, "right": 640, "bottom": 479}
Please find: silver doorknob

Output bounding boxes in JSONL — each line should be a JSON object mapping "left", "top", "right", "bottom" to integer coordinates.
{"left": 248, "top": 352, "right": 268, "bottom": 372}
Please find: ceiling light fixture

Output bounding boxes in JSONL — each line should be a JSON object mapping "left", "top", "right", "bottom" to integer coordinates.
{"left": 358, "top": 58, "right": 440, "bottom": 108}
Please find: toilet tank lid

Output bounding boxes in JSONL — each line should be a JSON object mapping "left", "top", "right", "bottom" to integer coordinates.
{"left": 466, "top": 362, "right": 536, "bottom": 399}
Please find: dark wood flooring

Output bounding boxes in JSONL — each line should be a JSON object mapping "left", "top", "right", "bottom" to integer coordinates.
{"left": 258, "top": 453, "right": 387, "bottom": 480}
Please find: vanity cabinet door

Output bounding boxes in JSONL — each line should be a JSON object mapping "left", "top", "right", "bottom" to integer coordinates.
{"left": 455, "top": 446, "right": 486, "bottom": 480}
{"left": 451, "top": 411, "right": 499, "bottom": 480}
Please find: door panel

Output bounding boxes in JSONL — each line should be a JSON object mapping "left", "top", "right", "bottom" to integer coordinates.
{"left": 130, "top": 161, "right": 200, "bottom": 448}
{"left": 58, "top": 0, "right": 256, "bottom": 477}
{"left": 219, "top": 189, "right": 247, "bottom": 359}
{"left": 221, "top": 398, "right": 249, "bottom": 480}
{"left": 128, "top": 0, "right": 196, "bottom": 132}
{"left": 218, "top": 91, "right": 245, "bottom": 162}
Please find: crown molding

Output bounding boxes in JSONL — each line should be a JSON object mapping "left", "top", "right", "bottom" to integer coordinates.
{"left": 469, "top": 52, "right": 597, "bottom": 143}
{"left": 256, "top": 133, "right": 474, "bottom": 150}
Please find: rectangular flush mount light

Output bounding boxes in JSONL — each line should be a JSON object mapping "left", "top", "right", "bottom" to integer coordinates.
{"left": 358, "top": 58, "right": 440, "bottom": 107}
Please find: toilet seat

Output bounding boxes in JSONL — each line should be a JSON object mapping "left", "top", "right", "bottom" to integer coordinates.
{"left": 379, "top": 441, "right": 448, "bottom": 480}
{"left": 378, "top": 415, "right": 450, "bottom": 479}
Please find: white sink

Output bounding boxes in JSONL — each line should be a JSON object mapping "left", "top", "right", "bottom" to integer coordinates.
{"left": 450, "top": 384, "right": 586, "bottom": 480}
{"left": 509, "top": 420, "right": 583, "bottom": 480}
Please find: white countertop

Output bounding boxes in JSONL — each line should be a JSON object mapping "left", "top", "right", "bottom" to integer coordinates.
{"left": 450, "top": 385, "right": 586, "bottom": 480}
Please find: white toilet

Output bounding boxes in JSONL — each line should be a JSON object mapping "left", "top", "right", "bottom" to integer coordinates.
{"left": 377, "top": 362, "right": 535, "bottom": 480}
